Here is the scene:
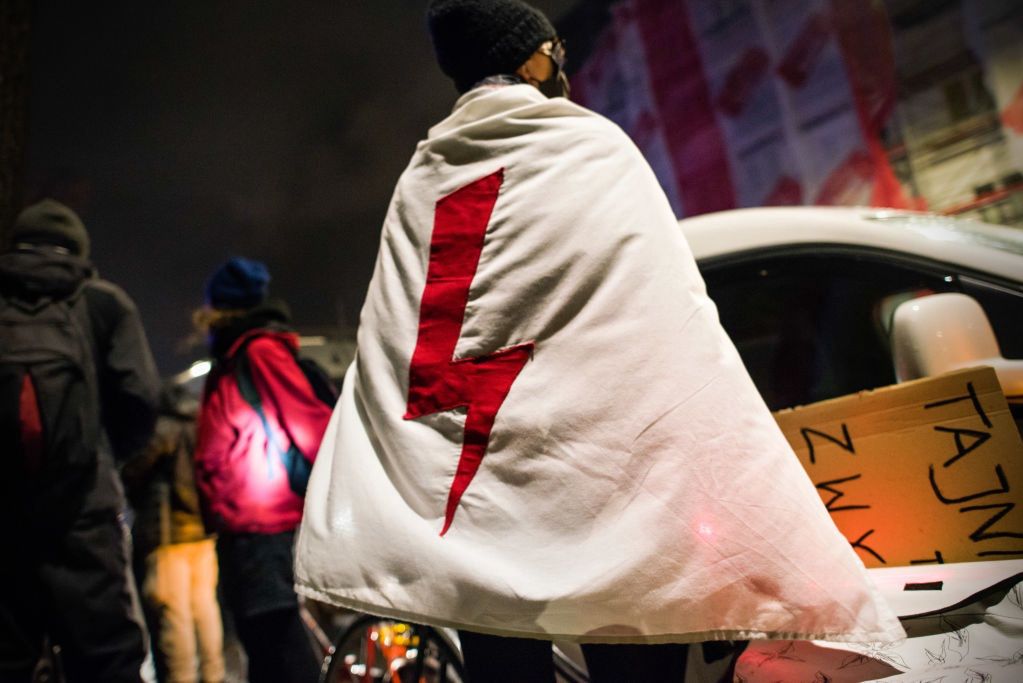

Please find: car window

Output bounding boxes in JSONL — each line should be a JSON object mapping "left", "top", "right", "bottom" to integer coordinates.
{"left": 957, "top": 275, "right": 1023, "bottom": 359}
{"left": 700, "top": 249, "right": 960, "bottom": 410}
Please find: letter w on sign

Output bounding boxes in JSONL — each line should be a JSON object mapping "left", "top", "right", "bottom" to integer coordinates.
{"left": 404, "top": 169, "right": 534, "bottom": 536}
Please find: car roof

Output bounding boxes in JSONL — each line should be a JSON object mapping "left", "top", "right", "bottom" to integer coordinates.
{"left": 678, "top": 207, "right": 1023, "bottom": 283}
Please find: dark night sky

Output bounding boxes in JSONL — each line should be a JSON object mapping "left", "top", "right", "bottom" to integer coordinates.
{"left": 26, "top": 0, "right": 578, "bottom": 373}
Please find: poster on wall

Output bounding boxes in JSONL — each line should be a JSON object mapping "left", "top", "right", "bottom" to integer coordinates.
{"left": 964, "top": 0, "right": 1023, "bottom": 174}
{"left": 564, "top": 0, "right": 911, "bottom": 217}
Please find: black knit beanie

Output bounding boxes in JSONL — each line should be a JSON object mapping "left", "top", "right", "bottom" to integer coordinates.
{"left": 427, "top": 0, "right": 557, "bottom": 93}
{"left": 9, "top": 198, "right": 91, "bottom": 258}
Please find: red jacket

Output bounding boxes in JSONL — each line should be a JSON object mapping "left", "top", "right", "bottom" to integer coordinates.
{"left": 194, "top": 329, "right": 332, "bottom": 534}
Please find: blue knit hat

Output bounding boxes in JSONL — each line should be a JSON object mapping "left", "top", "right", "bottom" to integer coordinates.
{"left": 204, "top": 256, "right": 270, "bottom": 309}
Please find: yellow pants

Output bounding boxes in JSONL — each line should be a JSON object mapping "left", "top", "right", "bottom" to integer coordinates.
{"left": 143, "top": 539, "right": 225, "bottom": 683}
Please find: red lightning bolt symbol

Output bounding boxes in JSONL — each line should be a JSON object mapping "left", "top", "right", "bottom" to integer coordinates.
{"left": 404, "top": 168, "right": 533, "bottom": 536}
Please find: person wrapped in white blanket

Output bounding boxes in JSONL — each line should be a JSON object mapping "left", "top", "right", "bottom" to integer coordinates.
{"left": 295, "top": 1, "right": 906, "bottom": 680}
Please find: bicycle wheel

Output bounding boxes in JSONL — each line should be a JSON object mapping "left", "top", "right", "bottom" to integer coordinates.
{"left": 320, "top": 614, "right": 466, "bottom": 683}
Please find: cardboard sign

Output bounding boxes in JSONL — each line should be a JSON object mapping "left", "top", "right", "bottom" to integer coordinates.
{"left": 774, "top": 367, "right": 1023, "bottom": 567}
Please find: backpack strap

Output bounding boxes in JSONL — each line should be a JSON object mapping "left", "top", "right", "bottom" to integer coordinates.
{"left": 233, "top": 350, "right": 284, "bottom": 479}
{"left": 67, "top": 283, "right": 99, "bottom": 398}
{"left": 230, "top": 336, "right": 313, "bottom": 496}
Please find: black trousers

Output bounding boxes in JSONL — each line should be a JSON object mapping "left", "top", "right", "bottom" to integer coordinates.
{"left": 0, "top": 505, "right": 149, "bottom": 683}
{"left": 458, "top": 630, "right": 689, "bottom": 683}
{"left": 217, "top": 531, "right": 320, "bottom": 683}
{"left": 234, "top": 608, "right": 320, "bottom": 683}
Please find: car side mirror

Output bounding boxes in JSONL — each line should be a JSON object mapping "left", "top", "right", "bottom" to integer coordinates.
{"left": 891, "top": 292, "right": 1023, "bottom": 399}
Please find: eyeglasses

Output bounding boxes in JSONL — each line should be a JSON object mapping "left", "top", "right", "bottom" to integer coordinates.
{"left": 538, "top": 37, "right": 567, "bottom": 71}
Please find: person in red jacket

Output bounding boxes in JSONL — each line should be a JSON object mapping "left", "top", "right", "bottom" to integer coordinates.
{"left": 193, "top": 257, "right": 330, "bottom": 683}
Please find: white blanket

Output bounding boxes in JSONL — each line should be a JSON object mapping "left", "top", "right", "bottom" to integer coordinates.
{"left": 295, "top": 84, "right": 905, "bottom": 644}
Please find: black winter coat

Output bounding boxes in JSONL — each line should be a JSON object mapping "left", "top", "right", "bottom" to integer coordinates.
{"left": 0, "top": 247, "right": 161, "bottom": 518}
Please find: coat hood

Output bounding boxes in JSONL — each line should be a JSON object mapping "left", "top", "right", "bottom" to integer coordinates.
{"left": 208, "top": 297, "right": 293, "bottom": 360}
{"left": 0, "top": 247, "right": 94, "bottom": 302}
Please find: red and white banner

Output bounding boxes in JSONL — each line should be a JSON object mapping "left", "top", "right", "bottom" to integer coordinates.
{"left": 570, "top": 0, "right": 911, "bottom": 217}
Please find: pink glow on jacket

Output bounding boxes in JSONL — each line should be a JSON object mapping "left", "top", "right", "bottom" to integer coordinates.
{"left": 194, "top": 330, "right": 332, "bottom": 534}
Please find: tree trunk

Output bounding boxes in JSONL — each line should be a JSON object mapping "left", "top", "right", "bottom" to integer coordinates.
{"left": 0, "top": 0, "right": 31, "bottom": 237}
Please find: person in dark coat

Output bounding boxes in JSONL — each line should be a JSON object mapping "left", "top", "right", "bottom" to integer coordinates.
{"left": 193, "top": 257, "right": 330, "bottom": 683}
{"left": 0, "top": 199, "right": 161, "bottom": 682}
{"left": 123, "top": 383, "right": 225, "bottom": 683}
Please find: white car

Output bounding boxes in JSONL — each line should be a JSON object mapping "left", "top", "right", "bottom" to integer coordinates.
{"left": 680, "top": 207, "right": 1023, "bottom": 683}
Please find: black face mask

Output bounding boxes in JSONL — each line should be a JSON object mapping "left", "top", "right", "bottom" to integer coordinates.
{"left": 537, "top": 38, "right": 570, "bottom": 99}
{"left": 538, "top": 64, "right": 571, "bottom": 99}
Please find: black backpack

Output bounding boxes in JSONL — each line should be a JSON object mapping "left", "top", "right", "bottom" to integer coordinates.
{"left": 0, "top": 285, "right": 101, "bottom": 530}
{"left": 294, "top": 355, "right": 340, "bottom": 408}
